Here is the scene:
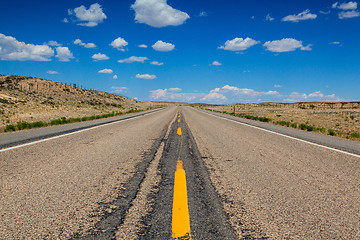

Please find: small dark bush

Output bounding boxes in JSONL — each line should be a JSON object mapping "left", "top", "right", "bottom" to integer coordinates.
{"left": 17, "top": 121, "right": 31, "bottom": 130}
{"left": 5, "top": 124, "right": 16, "bottom": 132}
{"left": 350, "top": 132, "right": 360, "bottom": 138}
{"left": 328, "top": 129, "right": 335, "bottom": 136}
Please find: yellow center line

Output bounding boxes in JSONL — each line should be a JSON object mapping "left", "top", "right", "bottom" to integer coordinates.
{"left": 172, "top": 160, "right": 191, "bottom": 239}
{"left": 177, "top": 127, "right": 182, "bottom": 135}
{"left": 178, "top": 119, "right": 180, "bottom": 122}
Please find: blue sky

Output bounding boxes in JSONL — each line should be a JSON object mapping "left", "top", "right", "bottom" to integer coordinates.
{"left": 1, "top": 0, "right": 359, "bottom": 103}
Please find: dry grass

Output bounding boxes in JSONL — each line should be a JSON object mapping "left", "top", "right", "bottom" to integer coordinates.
{"left": 194, "top": 102, "right": 360, "bottom": 140}
{"left": 0, "top": 75, "right": 171, "bottom": 131}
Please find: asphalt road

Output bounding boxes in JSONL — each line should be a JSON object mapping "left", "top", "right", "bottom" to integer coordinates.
{"left": 1, "top": 106, "right": 360, "bottom": 239}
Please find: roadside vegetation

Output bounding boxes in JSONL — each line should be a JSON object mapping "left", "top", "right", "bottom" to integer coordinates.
{"left": 201, "top": 108, "right": 360, "bottom": 140}
{"left": 3, "top": 108, "right": 155, "bottom": 133}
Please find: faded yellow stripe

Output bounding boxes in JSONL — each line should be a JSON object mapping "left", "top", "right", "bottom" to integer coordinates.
{"left": 172, "top": 160, "right": 191, "bottom": 239}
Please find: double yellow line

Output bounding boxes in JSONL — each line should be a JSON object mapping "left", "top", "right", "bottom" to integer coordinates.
{"left": 172, "top": 108, "right": 191, "bottom": 239}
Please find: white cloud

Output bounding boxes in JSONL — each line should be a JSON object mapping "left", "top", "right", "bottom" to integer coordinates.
{"left": 92, "top": 53, "right": 109, "bottom": 61}
{"left": 266, "top": 14, "right": 274, "bottom": 21}
{"left": 274, "top": 84, "right": 282, "bottom": 88}
{"left": 68, "top": 3, "right": 107, "bottom": 27}
{"left": 201, "top": 85, "right": 282, "bottom": 103}
{"left": 333, "top": 1, "right": 357, "bottom": 10}
{"left": 263, "top": 38, "right": 312, "bottom": 52}
{"left": 152, "top": 40, "right": 175, "bottom": 52}
{"left": 131, "top": 0, "right": 190, "bottom": 28}
{"left": 47, "top": 70, "right": 59, "bottom": 74}
{"left": 211, "top": 61, "right": 222, "bottom": 66}
{"left": 150, "top": 88, "right": 198, "bottom": 102}
{"left": 168, "top": 88, "right": 182, "bottom": 92}
{"left": 330, "top": 41, "right": 341, "bottom": 45}
{"left": 44, "top": 40, "right": 62, "bottom": 47}
{"left": 138, "top": 44, "right": 148, "bottom": 48}
{"left": 63, "top": 18, "right": 69, "bottom": 23}
{"left": 113, "top": 75, "right": 118, "bottom": 79}
{"left": 201, "top": 92, "right": 227, "bottom": 101}
{"left": 320, "top": 10, "right": 331, "bottom": 14}
{"left": 0, "top": 33, "right": 54, "bottom": 61}
{"left": 284, "top": 91, "right": 341, "bottom": 102}
{"left": 55, "top": 47, "right": 74, "bottom": 62}
{"left": 110, "top": 37, "right": 128, "bottom": 51}
{"left": 199, "top": 11, "right": 208, "bottom": 17}
{"left": 150, "top": 61, "right": 164, "bottom": 65}
{"left": 282, "top": 9, "right": 317, "bottom": 22}
{"left": 98, "top": 69, "right": 113, "bottom": 74}
{"left": 338, "top": 10, "right": 360, "bottom": 18}
{"left": 118, "top": 56, "right": 148, "bottom": 63}
{"left": 136, "top": 73, "right": 156, "bottom": 79}
{"left": 218, "top": 37, "right": 260, "bottom": 51}
{"left": 74, "top": 39, "right": 96, "bottom": 48}
{"left": 111, "top": 86, "right": 128, "bottom": 93}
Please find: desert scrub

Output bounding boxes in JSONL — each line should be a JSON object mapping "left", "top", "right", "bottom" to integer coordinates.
{"left": 328, "top": 129, "right": 336, "bottom": 136}
{"left": 5, "top": 124, "right": 16, "bottom": 132}
{"left": 350, "top": 132, "right": 360, "bottom": 138}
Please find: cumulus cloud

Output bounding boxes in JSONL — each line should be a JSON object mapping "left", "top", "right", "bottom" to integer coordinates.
{"left": 211, "top": 61, "right": 222, "bottom": 66}
{"left": 131, "top": 0, "right": 190, "bottom": 27}
{"left": 110, "top": 37, "right": 128, "bottom": 51}
{"left": 136, "top": 73, "right": 156, "bottom": 79}
{"left": 47, "top": 70, "right": 59, "bottom": 74}
{"left": 0, "top": 33, "right": 54, "bottom": 61}
{"left": 68, "top": 3, "right": 107, "bottom": 27}
{"left": 118, "top": 56, "right": 148, "bottom": 63}
{"left": 284, "top": 91, "right": 341, "bottom": 102}
{"left": 111, "top": 86, "right": 128, "bottom": 93}
{"left": 98, "top": 69, "right": 113, "bottom": 74}
{"left": 55, "top": 47, "right": 74, "bottom": 62}
{"left": 150, "top": 61, "right": 164, "bottom": 65}
{"left": 332, "top": 1, "right": 357, "bottom": 10}
{"left": 266, "top": 14, "right": 275, "bottom": 21}
{"left": 92, "top": 53, "right": 109, "bottom": 61}
{"left": 201, "top": 85, "right": 281, "bottom": 103}
{"left": 113, "top": 75, "right": 118, "bottom": 79}
{"left": 282, "top": 9, "right": 317, "bottom": 22}
{"left": 44, "top": 40, "right": 62, "bottom": 47}
{"left": 74, "top": 39, "right": 96, "bottom": 48}
{"left": 338, "top": 10, "right": 360, "bottom": 18}
{"left": 152, "top": 40, "right": 175, "bottom": 51}
{"left": 150, "top": 88, "right": 198, "bottom": 102}
{"left": 263, "top": 38, "right": 312, "bottom": 52}
{"left": 138, "top": 44, "right": 148, "bottom": 48}
{"left": 201, "top": 91, "right": 227, "bottom": 101}
{"left": 218, "top": 37, "right": 260, "bottom": 51}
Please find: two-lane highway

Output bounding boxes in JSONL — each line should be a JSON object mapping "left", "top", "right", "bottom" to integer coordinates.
{"left": 1, "top": 106, "right": 360, "bottom": 239}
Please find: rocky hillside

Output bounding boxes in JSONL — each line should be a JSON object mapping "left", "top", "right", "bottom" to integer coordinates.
{"left": 0, "top": 74, "right": 164, "bottom": 130}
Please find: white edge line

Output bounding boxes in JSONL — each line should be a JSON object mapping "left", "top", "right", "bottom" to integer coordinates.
{"left": 0, "top": 109, "right": 165, "bottom": 153}
{"left": 197, "top": 108, "right": 360, "bottom": 159}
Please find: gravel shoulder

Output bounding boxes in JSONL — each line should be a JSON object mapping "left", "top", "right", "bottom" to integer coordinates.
{"left": 0, "top": 106, "right": 177, "bottom": 239}
{"left": 183, "top": 106, "right": 360, "bottom": 239}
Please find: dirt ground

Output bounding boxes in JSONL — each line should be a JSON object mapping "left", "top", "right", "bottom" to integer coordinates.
{"left": 195, "top": 102, "right": 360, "bottom": 140}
